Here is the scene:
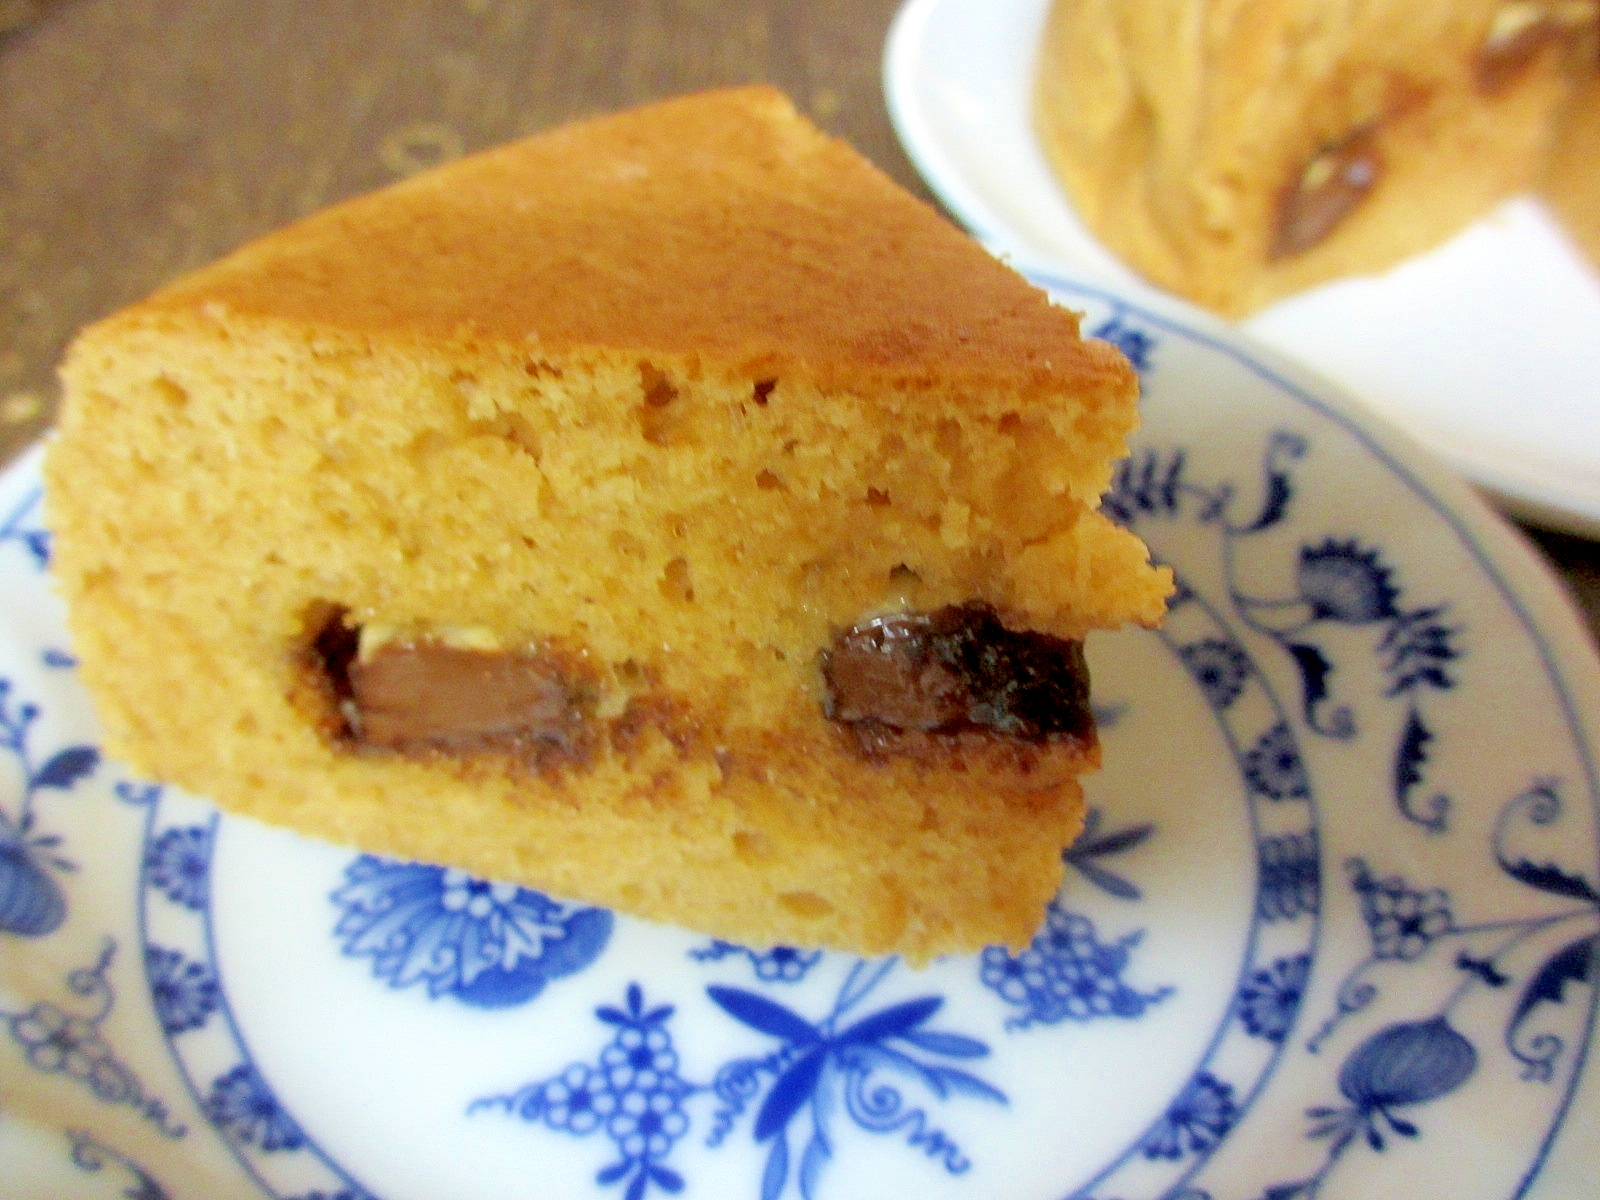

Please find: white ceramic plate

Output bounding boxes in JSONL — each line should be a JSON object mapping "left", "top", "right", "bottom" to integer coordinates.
{"left": 4, "top": 267, "right": 1600, "bottom": 1199}
{"left": 884, "top": 0, "right": 1600, "bottom": 537}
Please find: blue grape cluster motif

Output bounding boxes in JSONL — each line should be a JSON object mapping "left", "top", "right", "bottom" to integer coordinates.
{"left": 473, "top": 985, "right": 694, "bottom": 1200}
{"left": 1, "top": 939, "right": 184, "bottom": 1137}
{"left": 474, "top": 961, "right": 1007, "bottom": 1200}
{"left": 982, "top": 807, "right": 1171, "bottom": 1029}
{"left": 980, "top": 904, "right": 1170, "bottom": 1031}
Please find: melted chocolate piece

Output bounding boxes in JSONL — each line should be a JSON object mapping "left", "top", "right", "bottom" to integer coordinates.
{"left": 1476, "top": 4, "right": 1598, "bottom": 94}
{"left": 312, "top": 617, "right": 596, "bottom": 761}
{"left": 821, "top": 603, "right": 1092, "bottom": 758}
{"left": 1271, "top": 128, "right": 1382, "bottom": 260}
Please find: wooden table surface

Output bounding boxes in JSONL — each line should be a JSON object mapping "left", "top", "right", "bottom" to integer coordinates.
{"left": 3, "top": 0, "right": 1597, "bottom": 649}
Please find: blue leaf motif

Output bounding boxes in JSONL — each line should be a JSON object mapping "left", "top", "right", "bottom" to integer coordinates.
{"left": 597, "top": 1162, "right": 632, "bottom": 1186}
{"left": 649, "top": 1163, "right": 684, "bottom": 1193}
{"left": 900, "top": 1030, "right": 988, "bottom": 1059}
{"left": 799, "top": 1130, "right": 832, "bottom": 1200}
{"left": 32, "top": 745, "right": 99, "bottom": 792}
{"left": 837, "top": 996, "right": 942, "bottom": 1046}
{"left": 1394, "top": 708, "right": 1448, "bottom": 832}
{"left": 707, "top": 986, "right": 820, "bottom": 1045}
{"left": 919, "top": 1063, "right": 1008, "bottom": 1105}
{"left": 1506, "top": 934, "right": 1597, "bottom": 1080}
{"left": 755, "top": 1047, "right": 827, "bottom": 1141}
{"left": 1502, "top": 859, "right": 1600, "bottom": 904}
{"left": 760, "top": 1129, "right": 790, "bottom": 1200}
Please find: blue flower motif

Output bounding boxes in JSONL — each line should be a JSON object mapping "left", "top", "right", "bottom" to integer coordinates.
{"left": 539, "top": 1063, "right": 618, "bottom": 1134}
{"left": 1297, "top": 540, "right": 1399, "bottom": 624}
{"left": 601, "top": 1022, "right": 680, "bottom": 1095}
{"left": 474, "top": 985, "right": 691, "bottom": 1200}
{"left": 750, "top": 945, "right": 820, "bottom": 982}
{"left": 1243, "top": 723, "right": 1311, "bottom": 801}
{"left": 332, "top": 856, "right": 612, "bottom": 1007}
{"left": 606, "top": 1087, "right": 690, "bottom": 1163}
{"left": 146, "top": 945, "right": 219, "bottom": 1036}
{"left": 204, "top": 1063, "right": 304, "bottom": 1152}
{"left": 981, "top": 902, "right": 1170, "bottom": 1029}
{"left": 1141, "top": 1072, "right": 1238, "bottom": 1160}
{"left": 688, "top": 939, "right": 821, "bottom": 983}
{"left": 1348, "top": 859, "right": 1452, "bottom": 961}
{"left": 1238, "top": 954, "right": 1311, "bottom": 1043}
{"left": 1258, "top": 832, "right": 1320, "bottom": 921}
{"left": 145, "top": 826, "right": 211, "bottom": 910}
{"left": 1179, "top": 638, "right": 1253, "bottom": 710}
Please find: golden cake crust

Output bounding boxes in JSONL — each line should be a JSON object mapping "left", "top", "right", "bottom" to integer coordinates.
{"left": 138, "top": 85, "right": 1129, "bottom": 397}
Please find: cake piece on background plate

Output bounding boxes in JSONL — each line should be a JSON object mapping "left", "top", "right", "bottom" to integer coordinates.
{"left": 46, "top": 87, "right": 1170, "bottom": 961}
{"left": 1035, "top": 0, "right": 1598, "bottom": 315}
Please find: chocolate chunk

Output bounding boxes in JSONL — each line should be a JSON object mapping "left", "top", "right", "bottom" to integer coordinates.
{"left": 821, "top": 602, "right": 1093, "bottom": 758}
{"left": 1476, "top": 3, "right": 1599, "bottom": 94}
{"left": 1271, "top": 128, "right": 1382, "bottom": 260}
{"left": 313, "top": 618, "right": 596, "bottom": 761}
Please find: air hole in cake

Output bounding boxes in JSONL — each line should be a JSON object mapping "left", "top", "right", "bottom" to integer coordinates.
{"left": 732, "top": 828, "right": 775, "bottom": 863}
{"left": 997, "top": 411, "right": 1024, "bottom": 437}
{"left": 779, "top": 891, "right": 835, "bottom": 919}
{"left": 819, "top": 602, "right": 1093, "bottom": 760}
{"left": 152, "top": 377, "right": 189, "bottom": 410}
{"left": 752, "top": 379, "right": 777, "bottom": 405}
{"left": 637, "top": 364, "right": 685, "bottom": 445}
{"left": 865, "top": 487, "right": 892, "bottom": 507}
{"left": 639, "top": 362, "right": 679, "bottom": 407}
{"left": 306, "top": 607, "right": 600, "bottom": 765}
{"left": 659, "top": 557, "right": 695, "bottom": 604}
{"left": 756, "top": 468, "right": 785, "bottom": 491}
{"left": 468, "top": 410, "right": 542, "bottom": 458}
{"left": 888, "top": 563, "right": 921, "bottom": 585}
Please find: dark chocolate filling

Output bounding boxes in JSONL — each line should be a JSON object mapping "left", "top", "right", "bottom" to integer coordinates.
{"left": 820, "top": 602, "right": 1093, "bottom": 757}
{"left": 1475, "top": 6, "right": 1598, "bottom": 94}
{"left": 311, "top": 612, "right": 595, "bottom": 762}
{"left": 1271, "top": 127, "right": 1382, "bottom": 260}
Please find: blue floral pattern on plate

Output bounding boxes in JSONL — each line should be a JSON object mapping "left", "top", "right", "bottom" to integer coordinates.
{"left": 2, "top": 266, "right": 1597, "bottom": 1198}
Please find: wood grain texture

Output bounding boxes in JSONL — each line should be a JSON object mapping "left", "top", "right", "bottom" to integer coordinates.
{"left": 1, "top": 0, "right": 1595, "bottom": 643}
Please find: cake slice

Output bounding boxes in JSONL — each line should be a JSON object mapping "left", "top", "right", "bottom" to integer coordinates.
{"left": 1036, "top": 0, "right": 1598, "bottom": 315}
{"left": 45, "top": 87, "right": 1170, "bottom": 960}
{"left": 1543, "top": 74, "right": 1600, "bottom": 268}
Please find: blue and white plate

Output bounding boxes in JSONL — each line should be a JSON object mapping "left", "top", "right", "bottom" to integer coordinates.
{"left": 884, "top": 0, "right": 1600, "bottom": 537}
{"left": 3, "top": 268, "right": 1599, "bottom": 1199}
